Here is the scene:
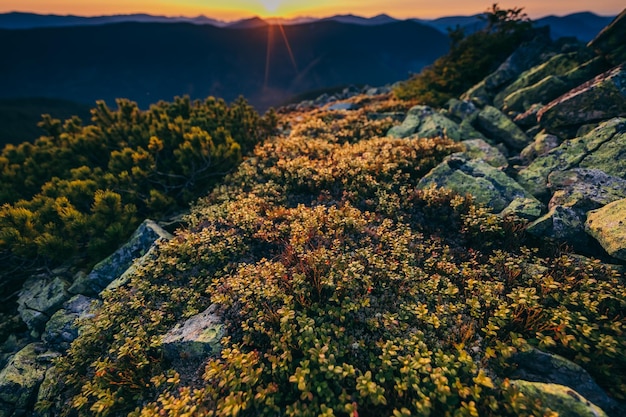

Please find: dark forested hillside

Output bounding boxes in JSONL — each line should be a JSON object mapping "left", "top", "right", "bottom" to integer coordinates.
{"left": 0, "top": 97, "right": 91, "bottom": 145}
{"left": 0, "top": 20, "right": 449, "bottom": 111}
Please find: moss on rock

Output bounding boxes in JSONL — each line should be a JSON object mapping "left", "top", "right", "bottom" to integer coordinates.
{"left": 585, "top": 198, "right": 626, "bottom": 260}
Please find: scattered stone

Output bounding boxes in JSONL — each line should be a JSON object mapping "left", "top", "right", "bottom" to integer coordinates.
{"left": 162, "top": 304, "right": 225, "bottom": 364}
{"left": 462, "top": 33, "right": 553, "bottom": 104}
{"left": 511, "top": 380, "right": 608, "bottom": 417}
{"left": 455, "top": 138, "right": 508, "bottom": 168}
{"left": 585, "top": 198, "right": 626, "bottom": 261}
{"left": 517, "top": 118, "right": 626, "bottom": 198}
{"left": 418, "top": 155, "right": 538, "bottom": 212}
{"left": 500, "top": 197, "right": 544, "bottom": 221}
{"left": 549, "top": 169, "right": 626, "bottom": 210}
{"left": 494, "top": 51, "right": 585, "bottom": 110}
{"left": 69, "top": 219, "right": 173, "bottom": 296}
{"left": 0, "top": 344, "right": 49, "bottom": 417}
{"left": 510, "top": 348, "right": 625, "bottom": 416}
{"left": 43, "top": 295, "right": 98, "bottom": 352}
{"left": 17, "top": 277, "right": 70, "bottom": 335}
{"left": 527, "top": 205, "right": 589, "bottom": 242}
{"left": 475, "top": 105, "right": 531, "bottom": 150}
{"left": 327, "top": 102, "right": 356, "bottom": 111}
{"left": 446, "top": 98, "right": 479, "bottom": 121}
{"left": 520, "top": 132, "right": 561, "bottom": 164}
{"left": 387, "top": 105, "right": 465, "bottom": 141}
{"left": 538, "top": 65, "right": 626, "bottom": 137}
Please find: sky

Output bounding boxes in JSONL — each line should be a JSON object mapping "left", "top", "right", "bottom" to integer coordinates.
{"left": 1, "top": 0, "right": 623, "bottom": 21}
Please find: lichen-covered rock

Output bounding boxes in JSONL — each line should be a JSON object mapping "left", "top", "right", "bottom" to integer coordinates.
{"left": 461, "top": 34, "right": 553, "bottom": 104}
{"left": 455, "top": 138, "right": 508, "bottom": 168}
{"left": 69, "top": 219, "right": 173, "bottom": 296}
{"left": 511, "top": 380, "right": 608, "bottom": 417}
{"left": 494, "top": 52, "right": 587, "bottom": 110}
{"left": 0, "top": 344, "right": 49, "bottom": 417}
{"left": 510, "top": 348, "right": 625, "bottom": 416}
{"left": 17, "top": 277, "right": 70, "bottom": 335}
{"left": 517, "top": 118, "right": 626, "bottom": 198}
{"left": 538, "top": 65, "right": 626, "bottom": 137}
{"left": 42, "top": 295, "right": 98, "bottom": 352}
{"left": 585, "top": 198, "right": 626, "bottom": 260}
{"left": 527, "top": 169, "right": 626, "bottom": 245}
{"left": 387, "top": 105, "right": 464, "bottom": 140}
{"left": 589, "top": 9, "right": 626, "bottom": 66}
{"left": 498, "top": 56, "right": 607, "bottom": 115}
{"left": 162, "top": 304, "right": 225, "bottom": 364}
{"left": 549, "top": 169, "right": 626, "bottom": 210}
{"left": 520, "top": 132, "right": 561, "bottom": 164}
{"left": 447, "top": 98, "right": 479, "bottom": 121}
{"left": 500, "top": 197, "right": 544, "bottom": 221}
{"left": 527, "top": 205, "right": 587, "bottom": 241}
{"left": 418, "top": 155, "right": 539, "bottom": 212}
{"left": 475, "top": 105, "right": 531, "bottom": 150}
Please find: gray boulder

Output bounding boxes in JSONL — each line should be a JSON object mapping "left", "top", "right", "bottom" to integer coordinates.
{"left": 586, "top": 198, "right": 626, "bottom": 261}
{"left": 462, "top": 34, "right": 553, "bottom": 105}
{"left": 17, "top": 277, "right": 70, "bottom": 335}
{"left": 455, "top": 138, "right": 508, "bottom": 168}
{"left": 0, "top": 344, "right": 49, "bottom": 417}
{"left": 162, "top": 304, "right": 225, "bottom": 365}
{"left": 520, "top": 132, "right": 561, "bottom": 164}
{"left": 493, "top": 52, "right": 586, "bottom": 110}
{"left": 69, "top": 219, "right": 173, "bottom": 296}
{"left": 387, "top": 105, "right": 465, "bottom": 141}
{"left": 537, "top": 65, "right": 626, "bottom": 137}
{"left": 418, "top": 155, "right": 539, "bottom": 213}
{"left": 511, "top": 380, "right": 608, "bottom": 417}
{"left": 527, "top": 169, "right": 626, "bottom": 244}
{"left": 510, "top": 348, "right": 624, "bottom": 416}
{"left": 500, "top": 197, "right": 544, "bottom": 221}
{"left": 517, "top": 118, "right": 626, "bottom": 199}
{"left": 42, "top": 295, "right": 98, "bottom": 352}
{"left": 475, "top": 105, "right": 531, "bottom": 151}
{"left": 499, "top": 56, "right": 607, "bottom": 115}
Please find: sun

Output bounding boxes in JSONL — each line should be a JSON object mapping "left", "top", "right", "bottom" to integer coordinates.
{"left": 259, "top": 0, "right": 282, "bottom": 14}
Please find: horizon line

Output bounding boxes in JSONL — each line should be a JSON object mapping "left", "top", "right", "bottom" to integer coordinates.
{"left": 0, "top": 9, "right": 619, "bottom": 24}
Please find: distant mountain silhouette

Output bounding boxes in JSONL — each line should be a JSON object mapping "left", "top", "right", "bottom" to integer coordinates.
{"left": 322, "top": 14, "right": 398, "bottom": 25}
{"left": 0, "top": 20, "right": 449, "bottom": 111}
{"left": 535, "top": 12, "right": 616, "bottom": 41}
{"left": 416, "top": 11, "right": 616, "bottom": 42}
{"left": 416, "top": 14, "right": 485, "bottom": 34}
{"left": 226, "top": 16, "right": 269, "bottom": 29}
{"left": 0, "top": 11, "right": 225, "bottom": 29}
{"left": 0, "top": 11, "right": 616, "bottom": 42}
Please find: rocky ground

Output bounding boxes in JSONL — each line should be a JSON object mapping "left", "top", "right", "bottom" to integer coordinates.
{"left": 1, "top": 9, "right": 625, "bottom": 417}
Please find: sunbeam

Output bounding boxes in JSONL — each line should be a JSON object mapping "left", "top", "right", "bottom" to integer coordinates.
{"left": 277, "top": 23, "right": 298, "bottom": 73}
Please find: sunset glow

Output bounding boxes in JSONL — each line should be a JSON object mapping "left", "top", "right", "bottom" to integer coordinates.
{"left": 1, "top": 0, "right": 623, "bottom": 21}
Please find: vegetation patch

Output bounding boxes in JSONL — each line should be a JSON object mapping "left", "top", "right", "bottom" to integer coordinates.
{"left": 48, "top": 97, "right": 626, "bottom": 416}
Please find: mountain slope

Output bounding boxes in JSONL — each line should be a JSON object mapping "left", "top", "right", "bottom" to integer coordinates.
{"left": 0, "top": 21, "right": 449, "bottom": 111}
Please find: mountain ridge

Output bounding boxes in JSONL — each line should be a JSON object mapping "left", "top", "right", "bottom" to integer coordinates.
{"left": 0, "top": 10, "right": 617, "bottom": 41}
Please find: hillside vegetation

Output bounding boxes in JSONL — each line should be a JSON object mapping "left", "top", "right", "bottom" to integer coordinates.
{"left": 41, "top": 93, "right": 626, "bottom": 416}
{"left": 1, "top": 5, "right": 626, "bottom": 417}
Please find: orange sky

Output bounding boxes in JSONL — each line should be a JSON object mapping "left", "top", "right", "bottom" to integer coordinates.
{"left": 0, "top": 0, "right": 623, "bottom": 21}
